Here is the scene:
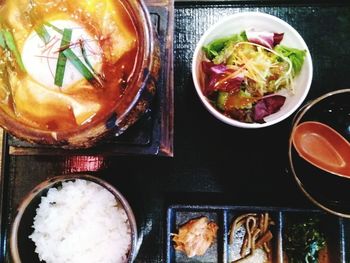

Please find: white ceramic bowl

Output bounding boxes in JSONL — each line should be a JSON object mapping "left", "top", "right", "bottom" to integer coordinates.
{"left": 10, "top": 174, "right": 138, "bottom": 263}
{"left": 192, "top": 12, "right": 313, "bottom": 128}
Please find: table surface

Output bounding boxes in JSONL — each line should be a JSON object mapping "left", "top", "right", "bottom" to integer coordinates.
{"left": 2, "top": 1, "right": 350, "bottom": 262}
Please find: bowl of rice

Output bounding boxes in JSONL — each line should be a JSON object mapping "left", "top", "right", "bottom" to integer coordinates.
{"left": 10, "top": 174, "right": 137, "bottom": 263}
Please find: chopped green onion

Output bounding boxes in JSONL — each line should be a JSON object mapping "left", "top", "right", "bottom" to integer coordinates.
{"left": 28, "top": 2, "right": 51, "bottom": 44}
{"left": 79, "top": 39, "right": 102, "bottom": 81}
{"left": 62, "top": 48, "right": 97, "bottom": 85}
{"left": 54, "top": 28, "right": 100, "bottom": 87}
{"left": 2, "top": 29, "right": 26, "bottom": 72}
{"left": 44, "top": 22, "right": 64, "bottom": 35}
{"left": 0, "top": 31, "right": 5, "bottom": 49}
{"left": 54, "top": 28, "right": 73, "bottom": 87}
{"left": 34, "top": 24, "right": 51, "bottom": 44}
{"left": 80, "top": 40, "right": 94, "bottom": 71}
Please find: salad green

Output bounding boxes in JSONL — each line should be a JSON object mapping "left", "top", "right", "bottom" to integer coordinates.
{"left": 203, "top": 31, "right": 248, "bottom": 60}
{"left": 201, "top": 30, "right": 307, "bottom": 123}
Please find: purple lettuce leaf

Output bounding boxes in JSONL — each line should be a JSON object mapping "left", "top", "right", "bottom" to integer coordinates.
{"left": 273, "top": 33, "right": 284, "bottom": 46}
{"left": 202, "top": 61, "right": 244, "bottom": 95}
{"left": 246, "top": 30, "right": 284, "bottom": 49}
{"left": 253, "top": 95, "right": 286, "bottom": 123}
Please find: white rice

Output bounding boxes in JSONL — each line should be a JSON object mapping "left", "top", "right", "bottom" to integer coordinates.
{"left": 29, "top": 179, "right": 131, "bottom": 263}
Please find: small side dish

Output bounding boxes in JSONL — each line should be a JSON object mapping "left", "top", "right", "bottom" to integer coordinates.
{"left": 201, "top": 30, "right": 306, "bottom": 123}
{"left": 283, "top": 217, "right": 326, "bottom": 263}
{"left": 172, "top": 216, "right": 218, "bottom": 258}
{"left": 229, "top": 212, "right": 275, "bottom": 263}
{"left": 10, "top": 175, "right": 137, "bottom": 263}
{"left": 192, "top": 12, "right": 313, "bottom": 128}
{"left": 30, "top": 179, "right": 131, "bottom": 263}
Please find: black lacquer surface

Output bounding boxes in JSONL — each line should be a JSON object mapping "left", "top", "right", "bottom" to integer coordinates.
{"left": 1, "top": 1, "right": 350, "bottom": 262}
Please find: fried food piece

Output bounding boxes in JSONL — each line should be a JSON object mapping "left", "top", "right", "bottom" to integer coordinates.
{"left": 172, "top": 216, "right": 218, "bottom": 258}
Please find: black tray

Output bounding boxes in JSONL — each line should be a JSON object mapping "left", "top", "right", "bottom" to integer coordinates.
{"left": 167, "top": 205, "right": 347, "bottom": 263}
{"left": 2, "top": 1, "right": 350, "bottom": 263}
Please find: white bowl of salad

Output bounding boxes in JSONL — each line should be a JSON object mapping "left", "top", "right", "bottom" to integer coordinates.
{"left": 192, "top": 12, "right": 313, "bottom": 128}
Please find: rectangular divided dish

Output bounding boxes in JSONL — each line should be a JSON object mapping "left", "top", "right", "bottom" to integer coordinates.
{"left": 167, "top": 205, "right": 347, "bottom": 263}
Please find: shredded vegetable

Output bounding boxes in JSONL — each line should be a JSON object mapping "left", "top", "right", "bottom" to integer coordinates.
{"left": 202, "top": 30, "right": 306, "bottom": 123}
{"left": 229, "top": 41, "right": 293, "bottom": 93}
